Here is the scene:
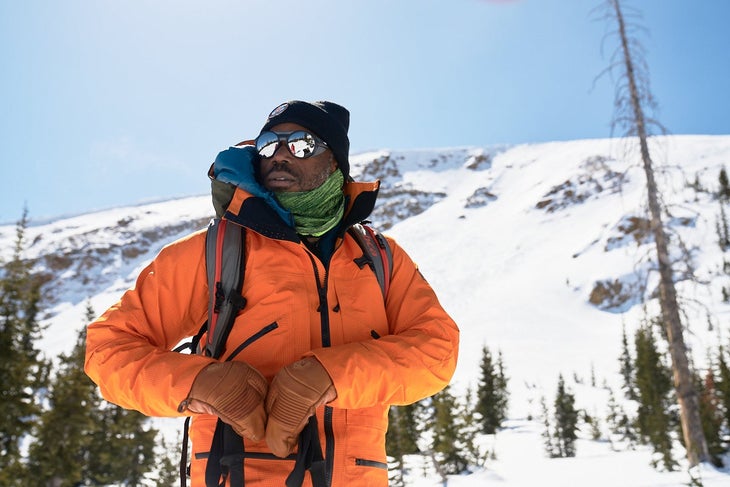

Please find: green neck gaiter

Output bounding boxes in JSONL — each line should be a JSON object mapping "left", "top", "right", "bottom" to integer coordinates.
{"left": 275, "top": 169, "right": 345, "bottom": 237}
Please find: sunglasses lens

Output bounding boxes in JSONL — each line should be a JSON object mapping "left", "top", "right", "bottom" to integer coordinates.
{"left": 255, "top": 132, "right": 279, "bottom": 158}
{"left": 288, "top": 131, "right": 317, "bottom": 158}
{"left": 255, "top": 130, "right": 324, "bottom": 159}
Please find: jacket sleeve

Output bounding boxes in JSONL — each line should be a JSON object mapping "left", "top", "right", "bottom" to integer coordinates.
{"left": 309, "top": 237, "right": 460, "bottom": 409}
{"left": 84, "top": 230, "right": 215, "bottom": 417}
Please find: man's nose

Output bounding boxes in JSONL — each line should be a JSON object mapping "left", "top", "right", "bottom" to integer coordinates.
{"left": 272, "top": 142, "right": 292, "bottom": 161}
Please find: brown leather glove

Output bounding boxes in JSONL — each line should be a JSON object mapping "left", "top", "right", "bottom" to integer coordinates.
{"left": 265, "top": 357, "right": 337, "bottom": 457}
{"left": 178, "top": 361, "right": 268, "bottom": 441}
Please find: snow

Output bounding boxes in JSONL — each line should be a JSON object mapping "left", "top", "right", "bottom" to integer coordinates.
{"left": 3, "top": 134, "right": 730, "bottom": 485}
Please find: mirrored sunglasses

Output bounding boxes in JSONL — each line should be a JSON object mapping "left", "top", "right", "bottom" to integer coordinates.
{"left": 255, "top": 130, "right": 329, "bottom": 159}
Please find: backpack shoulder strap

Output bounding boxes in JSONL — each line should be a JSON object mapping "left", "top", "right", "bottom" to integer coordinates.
{"left": 178, "top": 218, "right": 249, "bottom": 487}
{"left": 348, "top": 223, "right": 393, "bottom": 299}
{"left": 204, "top": 218, "right": 247, "bottom": 359}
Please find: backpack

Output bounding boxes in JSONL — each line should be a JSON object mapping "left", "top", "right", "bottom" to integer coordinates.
{"left": 177, "top": 217, "right": 393, "bottom": 487}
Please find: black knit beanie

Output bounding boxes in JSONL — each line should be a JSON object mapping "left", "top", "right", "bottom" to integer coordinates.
{"left": 260, "top": 100, "right": 351, "bottom": 180}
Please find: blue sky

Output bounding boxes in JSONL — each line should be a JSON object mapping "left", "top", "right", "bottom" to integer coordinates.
{"left": 1, "top": 0, "right": 729, "bottom": 223}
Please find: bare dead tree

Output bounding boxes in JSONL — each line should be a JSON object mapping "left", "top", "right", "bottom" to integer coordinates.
{"left": 595, "top": 0, "right": 710, "bottom": 466}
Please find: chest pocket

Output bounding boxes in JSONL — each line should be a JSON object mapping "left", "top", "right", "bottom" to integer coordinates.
{"left": 329, "top": 263, "right": 389, "bottom": 345}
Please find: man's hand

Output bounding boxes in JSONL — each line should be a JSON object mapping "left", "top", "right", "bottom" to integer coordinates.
{"left": 265, "top": 357, "right": 336, "bottom": 457}
{"left": 178, "top": 361, "right": 268, "bottom": 441}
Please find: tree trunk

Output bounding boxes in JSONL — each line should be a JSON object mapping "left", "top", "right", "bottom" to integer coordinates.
{"left": 611, "top": 0, "right": 709, "bottom": 467}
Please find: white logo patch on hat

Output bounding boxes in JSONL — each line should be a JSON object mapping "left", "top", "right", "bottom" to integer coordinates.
{"left": 269, "top": 102, "right": 289, "bottom": 118}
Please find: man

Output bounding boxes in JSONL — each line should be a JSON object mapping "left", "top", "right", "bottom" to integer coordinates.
{"left": 85, "top": 100, "right": 460, "bottom": 486}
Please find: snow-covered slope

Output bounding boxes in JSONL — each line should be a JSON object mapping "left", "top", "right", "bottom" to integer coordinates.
{"left": 3, "top": 134, "right": 730, "bottom": 486}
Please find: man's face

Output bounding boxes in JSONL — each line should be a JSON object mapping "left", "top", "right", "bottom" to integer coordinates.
{"left": 259, "top": 123, "right": 337, "bottom": 192}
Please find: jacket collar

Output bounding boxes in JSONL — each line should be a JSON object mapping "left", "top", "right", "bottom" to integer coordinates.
{"left": 222, "top": 180, "right": 381, "bottom": 242}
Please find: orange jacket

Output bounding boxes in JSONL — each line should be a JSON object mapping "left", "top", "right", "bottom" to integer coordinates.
{"left": 85, "top": 180, "right": 459, "bottom": 486}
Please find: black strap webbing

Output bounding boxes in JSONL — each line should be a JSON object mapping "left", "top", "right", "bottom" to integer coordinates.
{"left": 181, "top": 417, "right": 191, "bottom": 487}
{"left": 206, "top": 420, "right": 245, "bottom": 487}
{"left": 285, "top": 416, "right": 327, "bottom": 487}
{"left": 205, "top": 419, "right": 327, "bottom": 487}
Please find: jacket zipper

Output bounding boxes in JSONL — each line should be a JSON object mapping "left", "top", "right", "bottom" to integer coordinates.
{"left": 355, "top": 458, "right": 388, "bottom": 470}
{"left": 307, "top": 252, "right": 334, "bottom": 487}
{"left": 223, "top": 322, "right": 279, "bottom": 362}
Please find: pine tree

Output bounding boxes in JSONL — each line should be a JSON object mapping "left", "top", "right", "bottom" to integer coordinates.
{"left": 154, "top": 438, "right": 181, "bottom": 487}
{"left": 426, "top": 385, "right": 471, "bottom": 481}
{"left": 27, "top": 300, "right": 158, "bottom": 485}
{"left": 605, "top": 389, "right": 621, "bottom": 436}
{"left": 619, "top": 323, "right": 637, "bottom": 400}
{"left": 696, "top": 369, "right": 725, "bottom": 467}
{"left": 540, "top": 395, "right": 556, "bottom": 457}
{"left": 0, "top": 210, "right": 49, "bottom": 483}
{"left": 633, "top": 324, "right": 676, "bottom": 470}
{"left": 552, "top": 374, "right": 579, "bottom": 458}
{"left": 584, "top": 409, "right": 602, "bottom": 441}
{"left": 714, "top": 347, "right": 730, "bottom": 451}
{"left": 26, "top": 307, "right": 100, "bottom": 486}
{"left": 475, "top": 346, "right": 509, "bottom": 434}
{"left": 716, "top": 202, "right": 730, "bottom": 250}
{"left": 386, "top": 402, "right": 421, "bottom": 486}
{"left": 689, "top": 172, "right": 704, "bottom": 195}
{"left": 85, "top": 303, "right": 157, "bottom": 486}
{"left": 719, "top": 168, "right": 730, "bottom": 201}
{"left": 85, "top": 403, "right": 158, "bottom": 485}
{"left": 590, "top": 363, "right": 597, "bottom": 388}
{"left": 458, "top": 386, "right": 485, "bottom": 468}
{"left": 387, "top": 403, "right": 421, "bottom": 457}
{"left": 605, "top": 388, "right": 637, "bottom": 447}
